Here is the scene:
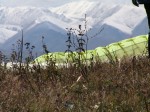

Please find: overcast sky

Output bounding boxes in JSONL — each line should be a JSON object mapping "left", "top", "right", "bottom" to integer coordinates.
{"left": 0, "top": 0, "right": 131, "bottom": 7}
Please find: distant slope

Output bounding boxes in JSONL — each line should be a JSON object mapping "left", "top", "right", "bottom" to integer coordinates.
{"left": 1, "top": 21, "right": 66, "bottom": 57}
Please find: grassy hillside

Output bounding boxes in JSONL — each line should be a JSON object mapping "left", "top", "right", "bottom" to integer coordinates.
{"left": 0, "top": 56, "right": 150, "bottom": 111}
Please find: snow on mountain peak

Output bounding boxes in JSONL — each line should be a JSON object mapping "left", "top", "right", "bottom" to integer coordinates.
{"left": 0, "top": 0, "right": 148, "bottom": 57}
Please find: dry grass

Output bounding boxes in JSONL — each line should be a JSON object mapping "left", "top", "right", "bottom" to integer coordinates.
{"left": 0, "top": 56, "right": 150, "bottom": 112}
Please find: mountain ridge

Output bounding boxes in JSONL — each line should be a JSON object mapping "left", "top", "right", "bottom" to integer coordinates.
{"left": 0, "top": 1, "right": 148, "bottom": 57}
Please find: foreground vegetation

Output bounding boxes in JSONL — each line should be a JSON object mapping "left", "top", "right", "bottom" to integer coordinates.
{"left": 0, "top": 56, "right": 150, "bottom": 112}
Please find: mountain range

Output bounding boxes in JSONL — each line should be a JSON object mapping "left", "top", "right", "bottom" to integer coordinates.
{"left": 0, "top": 0, "right": 148, "bottom": 58}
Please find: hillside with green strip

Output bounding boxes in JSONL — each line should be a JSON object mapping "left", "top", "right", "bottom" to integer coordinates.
{"left": 34, "top": 35, "right": 148, "bottom": 63}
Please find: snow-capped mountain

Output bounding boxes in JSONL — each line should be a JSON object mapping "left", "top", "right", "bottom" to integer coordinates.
{"left": 0, "top": 0, "right": 148, "bottom": 58}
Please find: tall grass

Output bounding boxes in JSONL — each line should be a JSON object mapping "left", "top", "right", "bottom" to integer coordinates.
{"left": 0, "top": 55, "right": 150, "bottom": 111}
